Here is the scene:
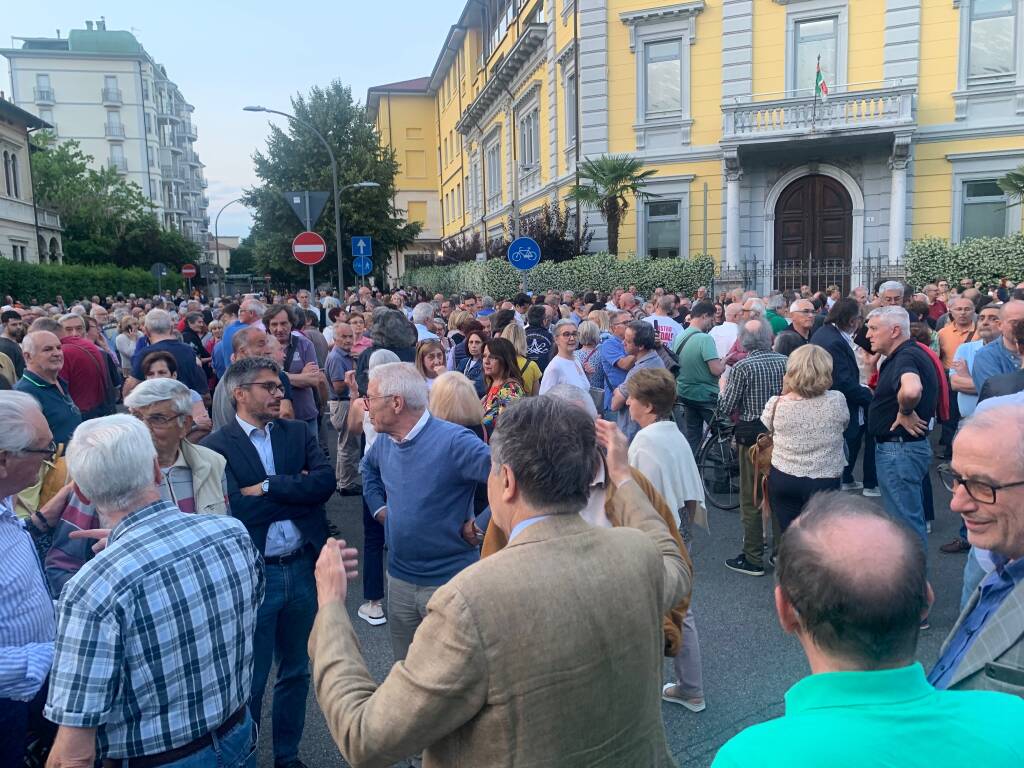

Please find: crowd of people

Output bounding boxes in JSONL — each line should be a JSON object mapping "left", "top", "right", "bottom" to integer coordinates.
{"left": 1, "top": 275, "right": 1023, "bottom": 767}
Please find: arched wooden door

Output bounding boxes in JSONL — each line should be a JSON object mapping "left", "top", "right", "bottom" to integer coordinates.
{"left": 774, "top": 174, "right": 852, "bottom": 293}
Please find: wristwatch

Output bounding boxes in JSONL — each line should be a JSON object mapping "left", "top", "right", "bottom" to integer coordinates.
{"left": 261, "top": 479, "right": 270, "bottom": 495}
{"left": 899, "top": 408, "right": 914, "bottom": 416}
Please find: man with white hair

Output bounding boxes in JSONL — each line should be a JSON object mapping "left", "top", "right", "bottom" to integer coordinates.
{"left": 54, "top": 312, "right": 112, "bottom": 419}
{"left": 0, "top": 392, "right": 58, "bottom": 765}
{"left": 710, "top": 302, "right": 742, "bottom": 359}
{"left": 128, "top": 309, "right": 208, "bottom": 397}
{"left": 44, "top": 378, "right": 229, "bottom": 596}
{"left": 865, "top": 306, "right": 939, "bottom": 560}
{"left": 215, "top": 297, "right": 266, "bottom": 377}
{"left": 43, "top": 415, "right": 264, "bottom": 768}
{"left": 774, "top": 299, "right": 816, "bottom": 357}
{"left": 412, "top": 302, "right": 439, "bottom": 342}
{"left": 16, "top": 331, "right": 81, "bottom": 447}
{"left": 361, "top": 362, "right": 491, "bottom": 661}
{"left": 930, "top": 404, "right": 1024, "bottom": 695}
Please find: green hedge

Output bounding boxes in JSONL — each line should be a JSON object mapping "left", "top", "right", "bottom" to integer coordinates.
{"left": 906, "top": 234, "right": 1024, "bottom": 287}
{"left": 0, "top": 260, "right": 182, "bottom": 303}
{"left": 404, "top": 253, "right": 716, "bottom": 298}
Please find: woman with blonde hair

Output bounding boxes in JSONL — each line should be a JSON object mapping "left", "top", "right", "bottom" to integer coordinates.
{"left": 429, "top": 371, "right": 486, "bottom": 441}
{"left": 500, "top": 321, "right": 542, "bottom": 395}
{"left": 414, "top": 339, "right": 446, "bottom": 391}
{"left": 574, "top": 320, "right": 605, "bottom": 390}
{"left": 761, "top": 344, "right": 849, "bottom": 532}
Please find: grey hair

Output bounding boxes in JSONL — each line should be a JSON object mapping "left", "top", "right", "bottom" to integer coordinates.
{"left": 412, "top": 302, "right": 435, "bottom": 326}
{"left": 22, "top": 330, "right": 58, "bottom": 357}
{"left": 223, "top": 356, "right": 281, "bottom": 406}
{"left": 577, "top": 320, "right": 601, "bottom": 347}
{"left": 743, "top": 299, "right": 766, "bottom": 317}
{"left": 29, "top": 317, "right": 61, "bottom": 334}
{"left": 489, "top": 397, "right": 595, "bottom": 516}
{"left": 878, "top": 281, "right": 904, "bottom": 298}
{"left": 740, "top": 319, "right": 774, "bottom": 351}
{"left": 58, "top": 312, "right": 83, "bottom": 326}
{"left": 0, "top": 391, "right": 43, "bottom": 452}
{"left": 368, "top": 349, "right": 401, "bottom": 369}
{"left": 124, "top": 378, "right": 192, "bottom": 417}
{"left": 144, "top": 308, "right": 173, "bottom": 335}
{"left": 552, "top": 318, "right": 577, "bottom": 336}
{"left": 959, "top": 404, "right": 1024, "bottom": 471}
{"left": 481, "top": 295, "right": 495, "bottom": 309}
{"left": 768, "top": 294, "right": 786, "bottom": 311}
{"left": 240, "top": 298, "right": 266, "bottom": 316}
{"left": 369, "top": 362, "right": 428, "bottom": 411}
{"left": 543, "top": 383, "right": 598, "bottom": 419}
{"left": 790, "top": 299, "right": 814, "bottom": 313}
{"left": 65, "top": 415, "right": 158, "bottom": 513}
{"left": 867, "top": 306, "right": 910, "bottom": 337}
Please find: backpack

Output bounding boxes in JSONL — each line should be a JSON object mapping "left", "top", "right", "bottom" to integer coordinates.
{"left": 653, "top": 320, "right": 681, "bottom": 375}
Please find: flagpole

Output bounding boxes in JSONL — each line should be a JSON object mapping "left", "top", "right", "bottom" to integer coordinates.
{"left": 812, "top": 54, "right": 819, "bottom": 132}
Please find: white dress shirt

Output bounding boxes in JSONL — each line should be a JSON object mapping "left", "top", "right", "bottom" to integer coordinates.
{"left": 235, "top": 415, "right": 304, "bottom": 556}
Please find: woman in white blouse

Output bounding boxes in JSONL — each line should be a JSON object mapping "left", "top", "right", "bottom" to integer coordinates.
{"left": 761, "top": 344, "right": 849, "bottom": 532}
{"left": 625, "top": 367, "right": 708, "bottom": 713}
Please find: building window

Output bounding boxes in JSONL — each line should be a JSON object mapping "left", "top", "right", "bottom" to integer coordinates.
{"left": 142, "top": 80, "right": 150, "bottom": 101}
{"left": 3, "top": 152, "right": 11, "bottom": 196}
{"left": 407, "top": 200, "right": 427, "bottom": 224}
{"left": 145, "top": 112, "right": 152, "bottom": 134}
{"left": 444, "top": 137, "right": 449, "bottom": 166}
{"left": 565, "top": 72, "right": 577, "bottom": 146}
{"left": 645, "top": 200, "right": 681, "bottom": 258}
{"left": 519, "top": 108, "right": 540, "bottom": 168}
{"left": 969, "top": 0, "right": 1017, "bottom": 80}
{"left": 961, "top": 179, "right": 1009, "bottom": 239}
{"left": 34, "top": 73, "right": 53, "bottom": 101}
{"left": 793, "top": 17, "right": 838, "bottom": 95}
{"left": 10, "top": 154, "right": 19, "bottom": 198}
{"left": 485, "top": 140, "right": 502, "bottom": 211}
{"left": 470, "top": 159, "right": 482, "bottom": 217}
{"left": 644, "top": 40, "right": 682, "bottom": 116}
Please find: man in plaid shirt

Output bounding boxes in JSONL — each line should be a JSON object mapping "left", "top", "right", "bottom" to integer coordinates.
{"left": 716, "top": 319, "right": 786, "bottom": 577}
{"left": 44, "top": 415, "right": 264, "bottom": 767}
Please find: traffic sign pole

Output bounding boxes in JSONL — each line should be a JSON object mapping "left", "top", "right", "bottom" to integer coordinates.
{"left": 304, "top": 194, "right": 315, "bottom": 300}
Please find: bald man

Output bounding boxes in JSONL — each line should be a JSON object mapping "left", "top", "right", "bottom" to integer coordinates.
{"left": 713, "top": 492, "right": 1024, "bottom": 767}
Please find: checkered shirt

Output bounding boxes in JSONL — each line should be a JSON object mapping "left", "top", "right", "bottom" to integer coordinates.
{"left": 717, "top": 349, "right": 787, "bottom": 422}
{"left": 44, "top": 500, "right": 264, "bottom": 759}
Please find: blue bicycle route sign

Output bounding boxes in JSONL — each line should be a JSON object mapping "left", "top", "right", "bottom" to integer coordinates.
{"left": 506, "top": 236, "right": 541, "bottom": 271}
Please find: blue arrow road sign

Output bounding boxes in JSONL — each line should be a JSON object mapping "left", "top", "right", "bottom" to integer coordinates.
{"left": 351, "top": 236, "right": 372, "bottom": 258}
{"left": 506, "top": 236, "right": 541, "bottom": 271}
{"left": 353, "top": 255, "right": 373, "bottom": 276}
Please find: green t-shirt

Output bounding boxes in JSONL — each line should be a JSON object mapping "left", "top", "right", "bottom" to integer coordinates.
{"left": 766, "top": 310, "right": 789, "bottom": 334}
{"left": 712, "top": 663, "right": 1024, "bottom": 767}
{"left": 671, "top": 327, "right": 720, "bottom": 404}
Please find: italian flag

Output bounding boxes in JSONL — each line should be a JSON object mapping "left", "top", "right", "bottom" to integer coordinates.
{"left": 815, "top": 55, "right": 829, "bottom": 100}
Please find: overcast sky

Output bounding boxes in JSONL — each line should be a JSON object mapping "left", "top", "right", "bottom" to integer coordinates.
{"left": 2, "top": 0, "right": 463, "bottom": 238}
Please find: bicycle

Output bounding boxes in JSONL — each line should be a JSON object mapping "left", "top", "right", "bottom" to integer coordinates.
{"left": 696, "top": 418, "right": 740, "bottom": 511}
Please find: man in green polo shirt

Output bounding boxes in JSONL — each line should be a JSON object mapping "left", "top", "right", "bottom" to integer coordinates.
{"left": 672, "top": 301, "right": 724, "bottom": 453}
{"left": 712, "top": 492, "right": 1024, "bottom": 767}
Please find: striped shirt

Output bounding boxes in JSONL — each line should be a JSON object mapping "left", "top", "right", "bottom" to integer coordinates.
{"left": 45, "top": 500, "right": 264, "bottom": 759}
{"left": 717, "top": 349, "right": 787, "bottom": 422}
{"left": 0, "top": 496, "right": 56, "bottom": 701}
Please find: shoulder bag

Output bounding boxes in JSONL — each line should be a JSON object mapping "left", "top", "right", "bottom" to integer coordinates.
{"left": 748, "top": 396, "right": 781, "bottom": 513}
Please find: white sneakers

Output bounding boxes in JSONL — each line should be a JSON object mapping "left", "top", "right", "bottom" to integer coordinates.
{"left": 357, "top": 600, "right": 387, "bottom": 626}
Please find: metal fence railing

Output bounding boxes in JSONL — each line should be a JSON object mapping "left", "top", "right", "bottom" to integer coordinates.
{"left": 711, "top": 250, "right": 907, "bottom": 297}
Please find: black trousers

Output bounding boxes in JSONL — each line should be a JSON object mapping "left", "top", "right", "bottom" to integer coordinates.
{"left": 768, "top": 468, "right": 841, "bottom": 532}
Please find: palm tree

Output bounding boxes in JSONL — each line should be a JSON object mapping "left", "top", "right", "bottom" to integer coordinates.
{"left": 998, "top": 165, "right": 1024, "bottom": 201}
{"left": 569, "top": 155, "right": 657, "bottom": 256}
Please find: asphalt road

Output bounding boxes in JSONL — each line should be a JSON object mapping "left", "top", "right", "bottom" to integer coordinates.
{"left": 259, "top": 428, "right": 967, "bottom": 768}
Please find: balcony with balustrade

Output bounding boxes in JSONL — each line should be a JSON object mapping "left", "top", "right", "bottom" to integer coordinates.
{"left": 101, "top": 87, "right": 122, "bottom": 105}
{"left": 108, "top": 157, "right": 128, "bottom": 173}
{"left": 104, "top": 123, "right": 126, "bottom": 139}
{"left": 721, "top": 82, "right": 916, "bottom": 148}
{"left": 33, "top": 87, "right": 55, "bottom": 104}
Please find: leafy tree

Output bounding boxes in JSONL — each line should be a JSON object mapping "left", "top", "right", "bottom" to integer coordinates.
{"left": 243, "top": 81, "right": 421, "bottom": 287}
{"left": 999, "top": 165, "right": 1024, "bottom": 201}
{"left": 227, "top": 235, "right": 257, "bottom": 274}
{"left": 518, "top": 204, "right": 593, "bottom": 263}
{"left": 569, "top": 154, "right": 657, "bottom": 256}
{"left": 30, "top": 134, "right": 200, "bottom": 269}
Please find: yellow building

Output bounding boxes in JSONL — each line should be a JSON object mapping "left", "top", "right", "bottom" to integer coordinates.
{"left": 368, "top": 0, "right": 1024, "bottom": 291}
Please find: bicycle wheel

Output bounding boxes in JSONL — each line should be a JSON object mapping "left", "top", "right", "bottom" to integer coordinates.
{"left": 698, "top": 431, "right": 740, "bottom": 511}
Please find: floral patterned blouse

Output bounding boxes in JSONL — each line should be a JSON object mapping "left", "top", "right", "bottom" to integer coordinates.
{"left": 482, "top": 379, "right": 526, "bottom": 433}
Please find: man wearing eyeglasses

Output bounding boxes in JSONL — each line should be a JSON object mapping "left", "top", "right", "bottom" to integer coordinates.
{"left": 0, "top": 392, "right": 58, "bottom": 765}
{"left": 773, "top": 299, "right": 816, "bottom": 357}
{"left": 202, "top": 356, "right": 335, "bottom": 768}
{"left": 600, "top": 310, "right": 636, "bottom": 416}
{"left": 929, "top": 403, "right": 1024, "bottom": 696}
{"left": 214, "top": 298, "right": 266, "bottom": 378}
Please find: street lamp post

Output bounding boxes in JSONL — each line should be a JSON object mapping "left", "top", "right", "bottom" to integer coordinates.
{"left": 214, "top": 197, "right": 244, "bottom": 295}
{"left": 244, "top": 106, "right": 379, "bottom": 298}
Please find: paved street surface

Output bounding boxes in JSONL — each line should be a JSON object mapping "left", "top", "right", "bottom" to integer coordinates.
{"left": 261, "top": 428, "right": 966, "bottom": 767}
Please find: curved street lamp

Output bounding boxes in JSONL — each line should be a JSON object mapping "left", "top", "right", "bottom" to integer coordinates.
{"left": 243, "top": 105, "right": 380, "bottom": 295}
{"left": 213, "top": 197, "right": 245, "bottom": 295}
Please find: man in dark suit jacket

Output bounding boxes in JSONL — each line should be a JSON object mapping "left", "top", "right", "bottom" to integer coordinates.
{"left": 812, "top": 298, "right": 873, "bottom": 490}
{"left": 203, "top": 356, "right": 334, "bottom": 768}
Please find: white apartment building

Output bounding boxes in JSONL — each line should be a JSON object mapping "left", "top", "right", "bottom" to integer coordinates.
{"left": 0, "top": 19, "right": 210, "bottom": 250}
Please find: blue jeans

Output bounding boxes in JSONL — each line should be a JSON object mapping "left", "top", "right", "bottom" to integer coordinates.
{"left": 250, "top": 549, "right": 317, "bottom": 765}
{"left": 875, "top": 440, "right": 932, "bottom": 556}
{"left": 156, "top": 714, "right": 256, "bottom": 768}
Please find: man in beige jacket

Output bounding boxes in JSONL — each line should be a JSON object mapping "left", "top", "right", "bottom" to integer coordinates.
{"left": 311, "top": 396, "right": 692, "bottom": 768}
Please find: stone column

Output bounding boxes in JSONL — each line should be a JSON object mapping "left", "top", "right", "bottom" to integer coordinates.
{"left": 725, "top": 149, "right": 742, "bottom": 269}
{"left": 888, "top": 136, "right": 912, "bottom": 262}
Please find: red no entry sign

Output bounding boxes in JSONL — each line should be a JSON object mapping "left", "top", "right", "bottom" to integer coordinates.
{"left": 292, "top": 231, "right": 327, "bottom": 266}
{"left": 181, "top": 263, "right": 197, "bottom": 278}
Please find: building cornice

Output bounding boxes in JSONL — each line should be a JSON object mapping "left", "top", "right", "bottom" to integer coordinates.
{"left": 619, "top": 2, "right": 705, "bottom": 51}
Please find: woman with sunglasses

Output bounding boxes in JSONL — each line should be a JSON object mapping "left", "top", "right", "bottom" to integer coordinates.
{"left": 481, "top": 338, "right": 526, "bottom": 433}
{"left": 539, "top": 319, "right": 590, "bottom": 395}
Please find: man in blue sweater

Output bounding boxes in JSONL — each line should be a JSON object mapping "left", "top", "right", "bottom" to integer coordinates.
{"left": 361, "top": 362, "right": 491, "bottom": 661}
